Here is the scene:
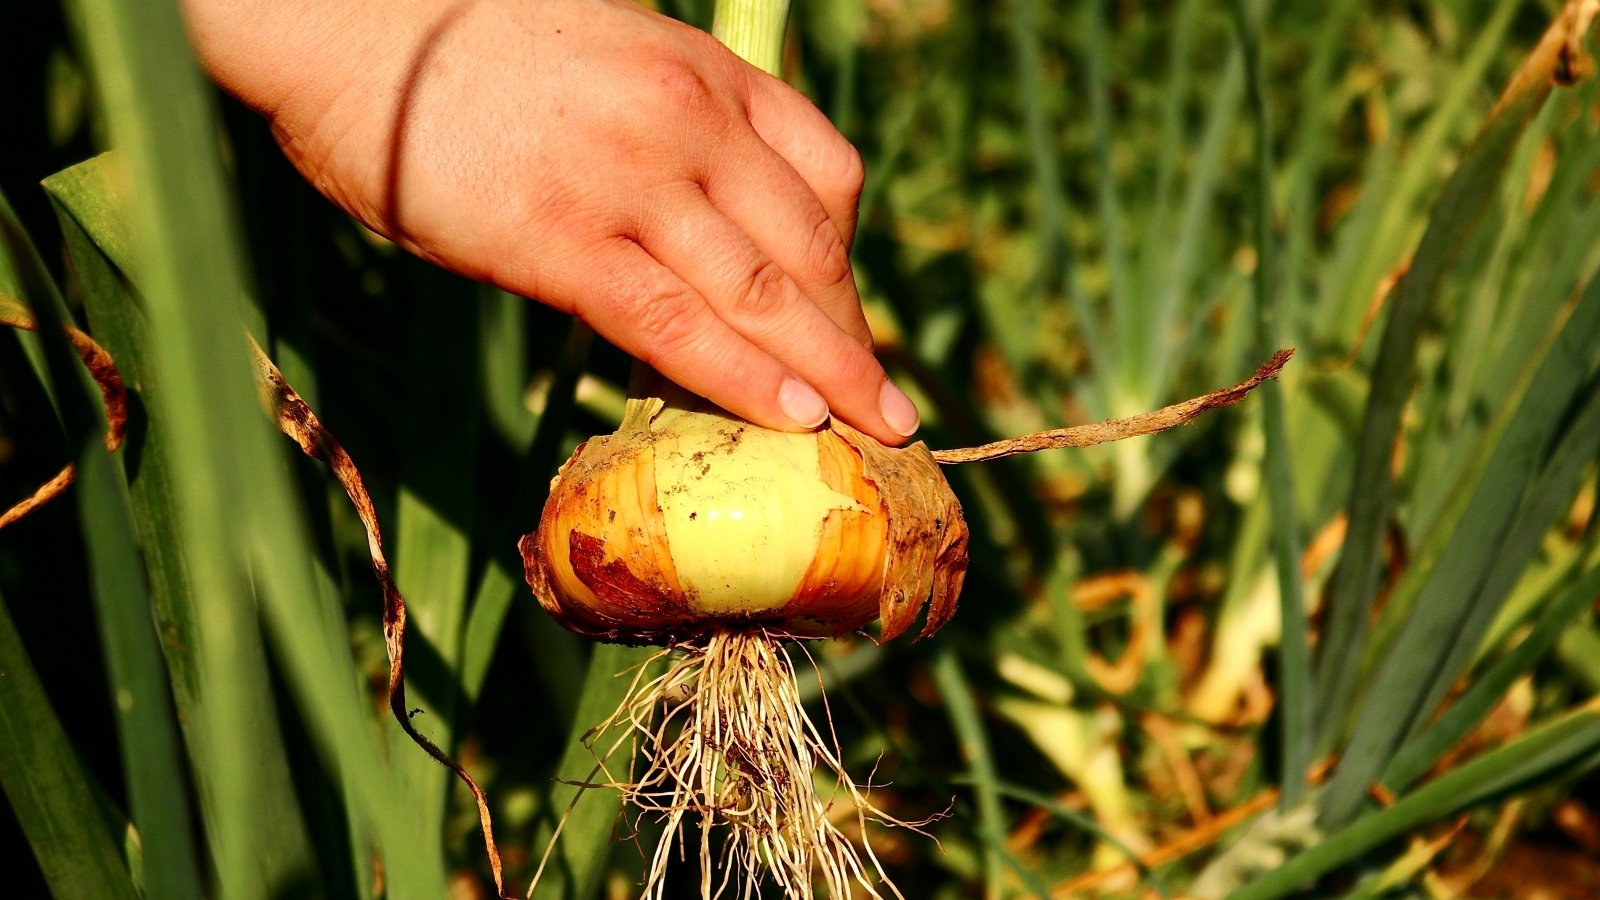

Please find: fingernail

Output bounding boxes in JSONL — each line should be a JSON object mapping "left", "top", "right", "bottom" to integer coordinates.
{"left": 879, "top": 379, "right": 920, "bottom": 437}
{"left": 779, "top": 378, "right": 829, "bottom": 429}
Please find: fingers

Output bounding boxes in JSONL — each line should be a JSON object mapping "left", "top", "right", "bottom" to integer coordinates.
{"left": 699, "top": 124, "right": 875, "bottom": 351}
{"left": 544, "top": 235, "right": 834, "bottom": 433}
{"left": 690, "top": 110, "right": 919, "bottom": 443}
{"left": 743, "top": 76, "right": 866, "bottom": 249}
{"left": 636, "top": 186, "right": 916, "bottom": 445}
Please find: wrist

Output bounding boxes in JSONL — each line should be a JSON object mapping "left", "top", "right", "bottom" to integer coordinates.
{"left": 180, "top": 0, "right": 423, "bottom": 128}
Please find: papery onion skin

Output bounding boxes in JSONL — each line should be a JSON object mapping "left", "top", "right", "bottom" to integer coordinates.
{"left": 519, "top": 388, "right": 968, "bottom": 645}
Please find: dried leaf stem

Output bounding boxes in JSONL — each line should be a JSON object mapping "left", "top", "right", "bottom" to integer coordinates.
{"left": 931, "top": 349, "right": 1293, "bottom": 465}
{"left": 0, "top": 296, "right": 510, "bottom": 892}
{"left": 1051, "top": 788, "right": 1282, "bottom": 897}
{"left": 0, "top": 466, "right": 77, "bottom": 531}
{"left": 247, "top": 338, "right": 510, "bottom": 899}
{"left": 0, "top": 292, "right": 127, "bottom": 529}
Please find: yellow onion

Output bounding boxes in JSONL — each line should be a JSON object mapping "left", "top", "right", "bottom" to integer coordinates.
{"left": 519, "top": 374, "right": 969, "bottom": 645}
{"left": 515, "top": 355, "right": 1288, "bottom": 898}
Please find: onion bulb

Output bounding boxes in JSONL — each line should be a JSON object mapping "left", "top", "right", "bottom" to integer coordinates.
{"left": 520, "top": 376, "right": 968, "bottom": 645}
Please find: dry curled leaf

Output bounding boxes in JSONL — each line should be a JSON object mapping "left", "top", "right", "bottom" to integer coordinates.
{"left": 0, "top": 292, "right": 126, "bottom": 530}
{"left": 247, "top": 338, "right": 510, "bottom": 899}
{"left": 931, "top": 349, "right": 1293, "bottom": 465}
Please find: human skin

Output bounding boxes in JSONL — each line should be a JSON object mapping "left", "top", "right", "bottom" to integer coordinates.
{"left": 181, "top": 0, "right": 920, "bottom": 444}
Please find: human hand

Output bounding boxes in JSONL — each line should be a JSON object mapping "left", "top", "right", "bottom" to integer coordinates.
{"left": 183, "top": 0, "right": 920, "bottom": 444}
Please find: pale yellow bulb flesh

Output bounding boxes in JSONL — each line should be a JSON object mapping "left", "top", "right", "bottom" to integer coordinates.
{"left": 652, "top": 405, "right": 863, "bottom": 616}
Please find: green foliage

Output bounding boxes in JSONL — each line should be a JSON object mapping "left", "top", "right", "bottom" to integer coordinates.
{"left": 4, "top": 1, "right": 1600, "bottom": 898}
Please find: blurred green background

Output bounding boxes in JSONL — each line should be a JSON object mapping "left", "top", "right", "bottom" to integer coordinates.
{"left": 5, "top": 0, "right": 1600, "bottom": 897}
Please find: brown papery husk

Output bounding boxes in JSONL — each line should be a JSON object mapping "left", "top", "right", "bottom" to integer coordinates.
{"left": 569, "top": 628, "right": 941, "bottom": 900}
{"left": 831, "top": 420, "right": 969, "bottom": 643}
